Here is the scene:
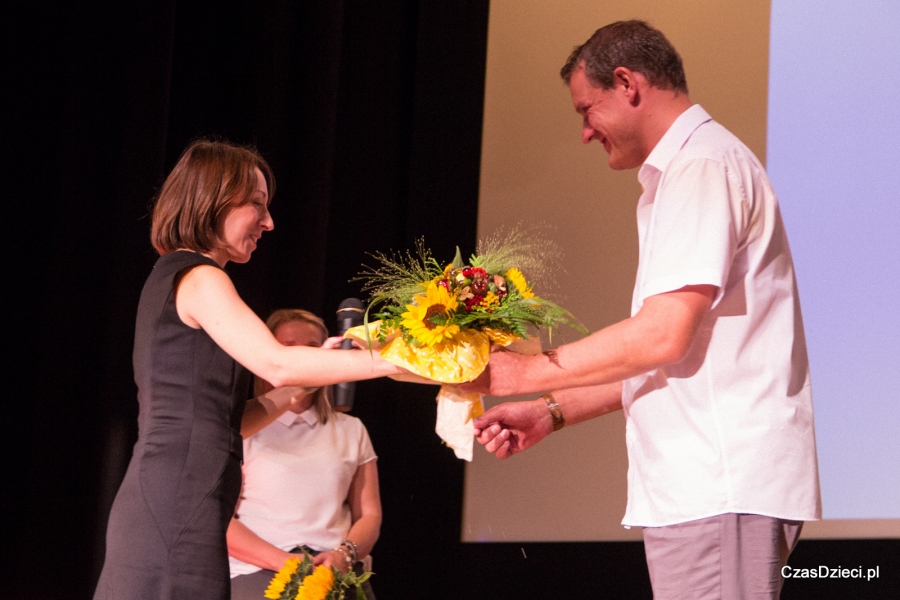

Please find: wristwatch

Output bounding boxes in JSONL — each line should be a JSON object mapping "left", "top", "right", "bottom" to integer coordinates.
{"left": 543, "top": 393, "right": 565, "bottom": 432}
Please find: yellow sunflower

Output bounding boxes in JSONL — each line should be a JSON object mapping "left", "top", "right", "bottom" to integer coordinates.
{"left": 265, "top": 557, "right": 301, "bottom": 599}
{"left": 401, "top": 282, "right": 460, "bottom": 346}
{"left": 505, "top": 268, "right": 534, "bottom": 299}
{"left": 296, "top": 565, "right": 335, "bottom": 600}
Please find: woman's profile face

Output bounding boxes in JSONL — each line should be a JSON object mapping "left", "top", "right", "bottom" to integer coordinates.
{"left": 214, "top": 167, "right": 273, "bottom": 266}
{"left": 274, "top": 320, "right": 325, "bottom": 348}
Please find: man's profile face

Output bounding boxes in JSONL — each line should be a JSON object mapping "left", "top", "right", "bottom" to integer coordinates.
{"left": 569, "top": 65, "right": 644, "bottom": 170}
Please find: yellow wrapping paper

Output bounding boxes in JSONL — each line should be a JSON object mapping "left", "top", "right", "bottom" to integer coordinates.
{"left": 344, "top": 321, "right": 541, "bottom": 460}
{"left": 344, "top": 321, "right": 526, "bottom": 383}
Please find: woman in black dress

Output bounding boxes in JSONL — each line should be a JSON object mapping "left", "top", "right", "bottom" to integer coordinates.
{"left": 94, "top": 140, "right": 399, "bottom": 599}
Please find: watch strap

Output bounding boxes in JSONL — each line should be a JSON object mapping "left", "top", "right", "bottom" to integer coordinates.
{"left": 543, "top": 392, "right": 565, "bottom": 432}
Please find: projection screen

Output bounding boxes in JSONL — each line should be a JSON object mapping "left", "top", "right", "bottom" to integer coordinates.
{"left": 463, "top": 0, "right": 900, "bottom": 542}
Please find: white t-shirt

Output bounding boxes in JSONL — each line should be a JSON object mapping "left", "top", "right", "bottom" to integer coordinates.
{"left": 621, "top": 104, "right": 821, "bottom": 527}
{"left": 229, "top": 408, "right": 376, "bottom": 577}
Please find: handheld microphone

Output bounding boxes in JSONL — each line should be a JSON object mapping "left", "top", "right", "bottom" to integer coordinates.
{"left": 334, "top": 298, "right": 365, "bottom": 410}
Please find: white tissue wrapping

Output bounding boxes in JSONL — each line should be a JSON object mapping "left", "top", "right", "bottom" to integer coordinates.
{"left": 435, "top": 385, "right": 485, "bottom": 461}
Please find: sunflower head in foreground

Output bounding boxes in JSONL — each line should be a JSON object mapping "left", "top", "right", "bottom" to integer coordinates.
{"left": 401, "top": 281, "right": 461, "bottom": 346}
{"left": 266, "top": 552, "right": 372, "bottom": 600}
{"left": 264, "top": 556, "right": 301, "bottom": 599}
{"left": 296, "top": 565, "right": 335, "bottom": 600}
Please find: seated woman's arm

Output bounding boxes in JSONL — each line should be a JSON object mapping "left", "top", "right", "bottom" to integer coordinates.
{"left": 226, "top": 517, "right": 296, "bottom": 572}
{"left": 242, "top": 338, "right": 346, "bottom": 437}
{"left": 240, "top": 386, "right": 308, "bottom": 437}
{"left": 314, "top": 460, "right": 382, "bottom": 571}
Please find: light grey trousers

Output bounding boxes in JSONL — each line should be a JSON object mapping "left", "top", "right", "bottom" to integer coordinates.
{"left": 642, "top": 513, "right": 803, "bottom": 599}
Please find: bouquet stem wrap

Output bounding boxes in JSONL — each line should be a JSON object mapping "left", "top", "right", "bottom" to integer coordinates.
{"left": 344, "top": 321, "right": 541, "bottom": 460}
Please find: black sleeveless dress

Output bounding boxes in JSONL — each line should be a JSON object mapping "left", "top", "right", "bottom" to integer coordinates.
{"left": 95, "top": 251, "right": 250, "bottom": 599}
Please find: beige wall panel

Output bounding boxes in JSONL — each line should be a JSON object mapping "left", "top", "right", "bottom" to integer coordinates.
{"left": 464, "top": 0, "right": 771, "bottom": 542}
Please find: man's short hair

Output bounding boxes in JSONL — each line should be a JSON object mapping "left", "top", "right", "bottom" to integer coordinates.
{"left": 560, "top": 20, "right": 688, "bottom": 93}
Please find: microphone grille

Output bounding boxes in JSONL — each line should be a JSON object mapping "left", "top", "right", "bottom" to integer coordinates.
{"left": 336, "top": 297, "right": 364, "bottom": 314}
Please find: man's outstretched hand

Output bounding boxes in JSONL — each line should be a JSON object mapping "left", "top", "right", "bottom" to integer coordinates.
{"left": 473, "top": 399, "right": 553, "bottom": 459}
{"left": 459, "top": 346, "right": 533, "bottom": 397}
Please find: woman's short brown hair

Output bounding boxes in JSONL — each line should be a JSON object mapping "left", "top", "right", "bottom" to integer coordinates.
{"left": 150, "top": 139, "right": 275, "bottom": 255}
{"left": 255, "top": 309, "right": 335, "bottom": 424}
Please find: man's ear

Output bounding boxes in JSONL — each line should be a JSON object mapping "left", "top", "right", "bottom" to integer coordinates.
{"left": 613, "top": 66, "right": 642, "bottom": 105}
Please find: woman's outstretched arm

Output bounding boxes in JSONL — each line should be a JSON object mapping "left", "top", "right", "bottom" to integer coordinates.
{"left": 175, "top": 264, "right": 401, "bottom": 388}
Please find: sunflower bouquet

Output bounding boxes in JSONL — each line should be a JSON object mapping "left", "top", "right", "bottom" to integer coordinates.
{"left": 352, "top": 229, "right": 585, "bottom": 379}
{"left": 265, "top": 551, "right": 371, "bottom": 600}
{"left": 347, "top": 229, "right": 586, "bottom": 459}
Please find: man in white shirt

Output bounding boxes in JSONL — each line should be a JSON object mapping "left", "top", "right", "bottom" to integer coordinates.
{"left": 464, "top": 20, "right": 820, "bottom": 599}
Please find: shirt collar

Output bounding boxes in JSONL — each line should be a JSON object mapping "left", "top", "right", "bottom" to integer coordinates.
{"left": 276, "top": 406, "right": 319, "bottom": 428}
{"left": 641, "top": 104, "right": 712, "bottom": 178}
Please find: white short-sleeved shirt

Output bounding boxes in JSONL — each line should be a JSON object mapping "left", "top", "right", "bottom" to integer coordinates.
{"left": 229, "top": 408, "right": 377, "bottom": 577}
{"left": 621, "top": 104, "right": 821, "bottom": 527}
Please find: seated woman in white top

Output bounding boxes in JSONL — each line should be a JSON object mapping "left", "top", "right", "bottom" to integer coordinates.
{"left": 228, "top": 309, "right": 381, "bottom": 600}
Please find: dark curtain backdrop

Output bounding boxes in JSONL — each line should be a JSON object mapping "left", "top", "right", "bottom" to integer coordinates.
{"left": 7, "top": 1, "right": 899, "bottom": 599}
{"left": 7, "top": 1, "right": 488, "bottom": 597}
